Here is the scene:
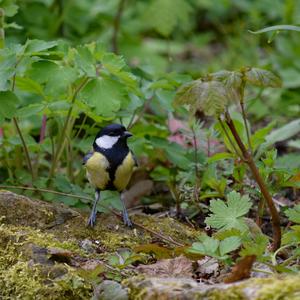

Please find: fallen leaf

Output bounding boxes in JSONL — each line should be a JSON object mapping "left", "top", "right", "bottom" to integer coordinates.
{"left": 136, "top": 255, "right": 193, "bottom": 278}
{"left": 48, "top": 247, "right": 73, "bottom": 264}
{"left": 134, "top": 244, "right": 174, "bottom": 259}
{"left": 223, "top": 255, "right": 256, "bottom": 283}
{"left": 197, "top": 256, "right": 219, "bottom": 277}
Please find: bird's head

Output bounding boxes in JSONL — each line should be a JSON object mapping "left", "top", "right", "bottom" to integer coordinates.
{"left": 93, "top": 123, "right": 132, "bottom": 150}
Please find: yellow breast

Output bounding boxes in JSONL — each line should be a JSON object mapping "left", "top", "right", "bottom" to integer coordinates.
{"left": 85, "top": 152, "right": 110, "bottom": 190}
{"left": 113, "top": 152, "right": 135, "bottom": 191}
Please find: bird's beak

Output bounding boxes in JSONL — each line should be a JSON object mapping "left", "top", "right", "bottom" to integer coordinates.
{"left": 123, "top": 131, "right": 133, "bottom": 138}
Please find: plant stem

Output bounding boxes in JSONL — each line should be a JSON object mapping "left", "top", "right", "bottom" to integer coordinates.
{"left": 13, "top": 117, "right": 35, "bottom": 183}
{"left": 127, "top": 96, "right": 153, "bottom": 129}
{"left": 111, "top": 0, "right": 126, "bottom": 54}
{"left": 0, "top": 8, "right": 5, "bottom": 49}
{"left": 48, "top": 77, "right": 89, "bottom": 181}
{"left": 240, "top": 101, "right": 253, "bottom": 154}
{"left": 191, "top": 126, "right": 200, "bottom": 201}
{"left": 225, "top": 112, "right": 281, "bottom": 251}
{"left": 218, "top": 117, "right": 243, "bottom": 158}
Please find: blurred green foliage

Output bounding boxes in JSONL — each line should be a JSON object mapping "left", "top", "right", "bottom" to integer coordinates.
{"left": 0, "top": 0, "right": 300, "bottom": 246}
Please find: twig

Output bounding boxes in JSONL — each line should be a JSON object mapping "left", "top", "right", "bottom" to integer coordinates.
{"left": 0, "top": 185, "right": 184, "bottom": 247}
{"left": 111, "top": 0, "right": 126, "bottom": 54}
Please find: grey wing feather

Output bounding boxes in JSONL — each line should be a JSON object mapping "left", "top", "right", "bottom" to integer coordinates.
{"left": 83, "top": 151, "right": 93, "bottom": 165}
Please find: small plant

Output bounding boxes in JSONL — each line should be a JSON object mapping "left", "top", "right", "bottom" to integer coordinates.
{"left": 175, "top": 67, "right": 282, "bottom": 251}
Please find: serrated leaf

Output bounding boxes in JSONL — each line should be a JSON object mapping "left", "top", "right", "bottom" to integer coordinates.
{"left": 175, "top": 80, "right": 230, "bottom": 116}
{"left": 210, "top": 70, "right": 243, "bottom": 90}
{"left": 285, "top": 205, "right": 300, "bottom": 224}
{"left": 0, "top": 91, "right": 20, "bottom": 124}
{"left": 219, "top": 236, "right": 241, "bottom": 256}
{"left": 239, "top": 234, "right": 268, "bottom": 257}
{"left": 145, "top": 0, "right": 192, "bottom": 37}
{"left": 80, "top": 77, "right": 125, "bottom": 117}
{"left": 205, "top": 191, "right": 252, "bottom": 232}
{"left": 245, "top": 68, "right": 282, "bottom": 88}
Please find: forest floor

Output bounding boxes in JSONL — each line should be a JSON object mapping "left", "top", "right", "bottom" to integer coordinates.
{"left": 1, "top": 190, "right": 300, "bottom": 300}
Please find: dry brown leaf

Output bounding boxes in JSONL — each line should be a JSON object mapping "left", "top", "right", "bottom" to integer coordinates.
{"left": 48, "top": 247, "right": 73, "bottom": 264}
{"left": 137, "top": 255, "right": 193, "bottom": 278}
{"left": 197, "top": 257, "right": 219, "bottom": 277}
{"left": 223, "top": 255, "right": 256, "bottom": 283}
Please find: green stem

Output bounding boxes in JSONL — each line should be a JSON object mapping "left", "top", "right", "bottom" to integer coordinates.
{"left": 111, "top": 0, "right": 126, "bottom": 54}
{"left": 48, "top": 77, "right": 89, "bottom": 181}
{"left": 0, "top": 8, "right": 5, "bottom": 49}
{"left": 13, "top": 117, "right": 35, "bottom": 182}
{"left": 218, "top": 117, "right": 243, "bottom": 158}
{"left": 240, "top": 100, "right": 253, "bottom": 154}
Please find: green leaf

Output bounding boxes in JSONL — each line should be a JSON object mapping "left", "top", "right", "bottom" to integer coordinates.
{"left": 144, "top": 0, "right": 192, "bottom": 37}
{"left": 207, "top": 152, "right": 234, "bottom": 163}
{"left": 0, "top": 49, "right": 17, "bottom": 90}
{"left": 244, "top": 68, "right": 282, "bottom": 88}
{"left": 15, "top": 77, "right": 44, "bottom": 95}
{"left": 80, "top": 77, "right": 125, "bottom": 117}
{"left": 285, "top": 205, "right": 300, "bottom": 224}
{"left": 0, "top": 91, "right": 20, "bottom": 124}
{"left": 45, "top": 66, "right": 78, "bottom": 97}
{"left": 28, "top": 60, "right": 60, "bottom": 83}
{"left": 240, "top": 234, "right": 268, "bottom": 257}
{"left": 175, "top": 80, "right": 230, "bottom": 116}
{"left": 250, "top": 122, "right": 275, "bottom": 152}
{"left": 219, "top": 236, "right": 241, "bottom": 256}
{"left": 205, "top": 191, "right": 252, "bottom": 232}
{"left": 75, "top": 46, "right": 96, "bottom": 77}
{"left": 265, "top": 119, "right": 300, "bottom": 146}
{"left": 25, "top": 39, "right": 58, "bottom": 54}
{"left": 250, "top": 25, "right": 300, "bottom": 34}
{"left": 17, "top": 103, "right": 45, "bottom": 117}
{"left": 189, "top": 235, "right": 219, "bottom": 256}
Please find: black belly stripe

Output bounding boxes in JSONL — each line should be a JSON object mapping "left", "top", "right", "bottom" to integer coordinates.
{"left": 94, "top": 140, "right": 129, "bottom": 190}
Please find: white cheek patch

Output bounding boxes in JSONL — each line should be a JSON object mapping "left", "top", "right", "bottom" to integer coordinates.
{"left": 95, "top": 135, "right": 119, "bottom": 149}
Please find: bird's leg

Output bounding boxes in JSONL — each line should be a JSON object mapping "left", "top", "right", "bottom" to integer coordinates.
{"left": 121, "top": 193, "right": 132, "bottom": 227}
{"left": 87, "top": 189, "right": 100, "bottom": 227}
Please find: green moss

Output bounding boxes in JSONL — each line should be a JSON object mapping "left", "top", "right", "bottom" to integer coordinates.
{"left": 255, "top": 276, "right": 300, "bottom": 300}
{"left": 0, "top": 224, "right": 92, "bottom": 299}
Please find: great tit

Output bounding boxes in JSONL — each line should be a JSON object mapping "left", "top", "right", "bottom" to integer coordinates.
{"left": 83, "top": 123, "right": 137, "bottom": 227}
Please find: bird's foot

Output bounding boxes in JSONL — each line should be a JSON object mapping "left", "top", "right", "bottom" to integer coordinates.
{"left": 87, "top": 211, "right": 97, "bottom": 227}
{"left": 123, "top": 212, "right": 133, "bottom": 227}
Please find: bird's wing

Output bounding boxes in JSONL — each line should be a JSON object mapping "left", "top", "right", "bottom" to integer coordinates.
{"left": 83, "top": 151, "right": 94, "bottom": 165}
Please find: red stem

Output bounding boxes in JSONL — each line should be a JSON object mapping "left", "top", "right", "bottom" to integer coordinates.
{"left": 39, "top": 115, "right": 47, "bottom": 143}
